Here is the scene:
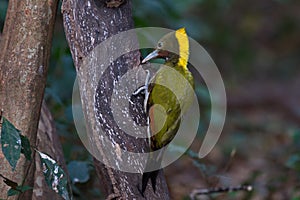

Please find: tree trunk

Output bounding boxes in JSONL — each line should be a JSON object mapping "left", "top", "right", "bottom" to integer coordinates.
{"left": 0, "top": 0, "right": 68, "bottom": 199}
{"left": 61, "top": 0, "right": 170, "bottom": 199}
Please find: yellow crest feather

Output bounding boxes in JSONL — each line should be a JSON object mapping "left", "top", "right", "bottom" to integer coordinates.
{"left": 175, "top": 28, "right": 189, "bottom": 69}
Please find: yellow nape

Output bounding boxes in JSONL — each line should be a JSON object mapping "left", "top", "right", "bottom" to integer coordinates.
{"left": 175, "top": 28, "right": 189, "bottom": 70}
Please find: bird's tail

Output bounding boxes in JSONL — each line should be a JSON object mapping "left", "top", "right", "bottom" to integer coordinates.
{"left": 142, "top": 170, "right": 160, "bottom": 194}
{"left": 141, "top": 150, "right": 164, "bottom": 194}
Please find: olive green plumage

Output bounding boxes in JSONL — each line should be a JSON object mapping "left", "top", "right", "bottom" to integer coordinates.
{"left": 148, "top": 58, "right": 194, "bottom": 150}
{"left": 141, "top": 28, "right": 194, "bottom": 194}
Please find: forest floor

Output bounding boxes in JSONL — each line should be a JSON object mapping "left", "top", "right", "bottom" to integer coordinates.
{"left": 166, "top": 79, "right": 300, "bottom": 200}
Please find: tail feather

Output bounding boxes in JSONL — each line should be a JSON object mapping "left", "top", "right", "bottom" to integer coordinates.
{"left": 142, "top": 170, "right": 160, "bottom": 194}
{"left": 141, "top": 151, "right": 163, "bottom": 194}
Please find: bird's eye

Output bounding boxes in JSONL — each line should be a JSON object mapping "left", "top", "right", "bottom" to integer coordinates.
{"left": 157, "top": 42, "right": 163, "bottom": 48}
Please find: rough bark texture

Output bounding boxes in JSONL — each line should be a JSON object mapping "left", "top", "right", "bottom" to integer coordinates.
{"left": 61, "top": 0, "right": 169, "bottom": 199}
{"left": 0, "top": 0, "right": 63, "bottom": 199}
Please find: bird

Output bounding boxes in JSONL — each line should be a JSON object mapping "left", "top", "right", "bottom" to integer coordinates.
{"left": 139, "top": 27, "right": 195, "bottom": 194}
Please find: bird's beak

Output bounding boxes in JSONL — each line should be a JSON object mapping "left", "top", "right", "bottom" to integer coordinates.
{"left": 142, "top": 49, "right": 160, "bottom": 63}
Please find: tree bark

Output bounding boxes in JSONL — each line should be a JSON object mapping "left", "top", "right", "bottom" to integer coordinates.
{"left": 61, "top": 0, "right": 169, "bottom": 199}
{"left": 0, "top": 0, "right": 64, "bottom": 199}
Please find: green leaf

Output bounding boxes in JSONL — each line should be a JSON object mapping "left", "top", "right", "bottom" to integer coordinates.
{"left": 38, "top": 151, "right": 71, "bottom": 200}
{"left": 67, "top": 161, "right": 91, "bottom": 183}
{"left": 17, "top": 185, "right": 32, "bottom": 192}
{"left": 7, "top": 188, "right": 20, "bottom": 197}
{"left": 293, "top": 129, "right": 300, "bottom": 146}
{"left": 20, "top": 135, "right": 32, "bottom": 160}
{"left": 7, "top": 185, "right": 32, "bottom": 196}
{"left": 1, "top": 117, "right": 21, "bottom": 170}
{"left": 286, "top": 154, "right": 300, "bottom": 171}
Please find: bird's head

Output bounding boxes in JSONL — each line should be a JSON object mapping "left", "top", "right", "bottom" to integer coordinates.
{"left": 142, "top": 28, "right": 189, "bottom": 69}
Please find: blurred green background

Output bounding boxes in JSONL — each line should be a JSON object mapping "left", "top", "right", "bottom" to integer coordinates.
{"left": 1, "top": 0, "right": 300, "bottom": 199}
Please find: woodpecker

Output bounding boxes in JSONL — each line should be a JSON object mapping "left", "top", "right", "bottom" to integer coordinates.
{"left": 139, "top": 28, "right": 195, "bottom": 194}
